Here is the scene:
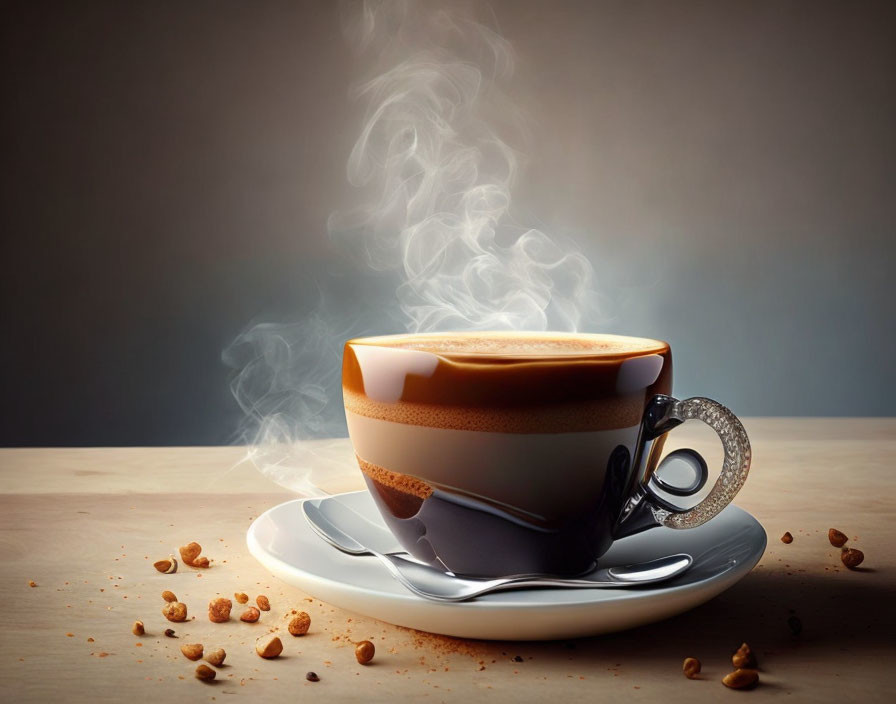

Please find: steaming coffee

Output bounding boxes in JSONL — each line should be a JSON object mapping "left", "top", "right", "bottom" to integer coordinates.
{"left": 343, "top": 332, "right": 751, "bottom": 577}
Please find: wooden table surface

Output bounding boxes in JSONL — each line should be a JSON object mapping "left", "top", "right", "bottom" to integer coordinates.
{"left": 1, "top": 419, "right": 893, "bottom": 702}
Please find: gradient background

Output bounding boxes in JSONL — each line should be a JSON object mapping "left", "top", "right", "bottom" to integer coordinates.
{"left": 2, "top": 0, "right": 894, "bottom": 446}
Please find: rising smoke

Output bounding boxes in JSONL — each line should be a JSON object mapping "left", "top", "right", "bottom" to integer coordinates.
{"left": 224, "top": 0, "right": 603, "bottom": 494}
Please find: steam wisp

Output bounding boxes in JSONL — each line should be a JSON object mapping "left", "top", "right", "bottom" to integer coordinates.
{"left": 225, "top": 1, "right": 603, "bottom": 493}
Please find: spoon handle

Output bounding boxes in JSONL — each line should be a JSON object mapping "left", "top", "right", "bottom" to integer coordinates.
{"left": 378, "top": 553, "right": 693, "bottom": 602}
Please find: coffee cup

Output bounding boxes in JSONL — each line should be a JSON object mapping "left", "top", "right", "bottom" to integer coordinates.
{"left": 342, "top": 332, "right": 751, "bottom": 577}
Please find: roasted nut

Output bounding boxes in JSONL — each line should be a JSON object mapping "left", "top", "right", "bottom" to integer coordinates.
{"left": 288, "top": 612, "right": 311, "bottom": 636}
{"left": 181, "top": 643, "right": 204, "bottom": 661}
{"left": 204, "top": 648, "right": 226, "bottom": 667}
{"left": 682, "top": 657, "right": 701, "bottom": 679}
{"left": 162, "top": 601, "right": 187, "bottom": 622}
{"left": 256, "top": 634, "right": 283, "bottom": 659}
{"left": 240, "top": 607, "right": 261, "bottom": 623}
{"left": 28, "top": 580, "right": 37, "bottom": 587}
{"left": 180, "top": 542, "right": 202, "bottom": 566}
{"left": 164, "top": 628, "right": 177, "bottom": 638}
{"left": 256, "top": 595, "right": 271, "bottom": 611}
{"left": 828, "top": 528, "right": 848, "bottom": 547}
{"left": 208, "top": 598, "right": 232, "bottom": 623}
{"left": 234, "top": 592, "right": 249, "bottom": 604}
{"left": 355, "top": 640, "right": 375, "bottom": 665}
{"left": 132, "top": 621, "right": 145, "bottom": 636}
{"left": 780, "top": 532, "right": 793, "bottom": 544}
{"left": 722, "top": 669, "right": 759, "bottom": 689}
{"left": 153, "top": 556, "right": 178, "bottom": 574}
{"left": 841, "top": 547, "right": 864, "bottom": 569}
{"left": 208, "top": 597, "right": 232, "bottom": 621}
{"left": 732, "top": 642, "right": 757, "bottom": 669}
{"left": 195, "top": 664, "right": 216, "bottom": 681}
{"left": 162, "top": 590, "right": 177, "bottom": 603}
{"left": 306, "top": 671, "right": 320, "bottom": 682}
{"left": 193, "top": 556, "right": 210, "bottom": 568}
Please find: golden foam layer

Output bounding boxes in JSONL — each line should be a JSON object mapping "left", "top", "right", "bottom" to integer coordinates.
{"left": 349, "top": 331, "right": 667, "bottom": 361}
{"left": 343, "top": 389, "right": 645, "bottom": 432}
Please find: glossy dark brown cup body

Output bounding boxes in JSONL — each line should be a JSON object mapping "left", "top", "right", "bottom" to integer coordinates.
{"left": 342, "top": 333, "right": 672, "bottom": 577}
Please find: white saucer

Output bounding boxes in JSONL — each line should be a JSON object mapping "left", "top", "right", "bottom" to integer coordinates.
{"left": 247, "top": 491, "right": 766, "bottom": 641}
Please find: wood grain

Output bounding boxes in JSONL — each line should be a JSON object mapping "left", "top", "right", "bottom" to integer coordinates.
{"left": 1, "top": 419, "right": 893, "bottom": 702}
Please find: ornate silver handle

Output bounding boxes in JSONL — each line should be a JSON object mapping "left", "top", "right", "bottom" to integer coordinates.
{"left": 615, "top": 395, "right": 752, "bottom": 538}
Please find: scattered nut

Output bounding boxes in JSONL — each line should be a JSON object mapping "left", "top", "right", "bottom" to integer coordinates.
{"left": 204, "top": 648, "right": 226, "bottom": 667}
{"left": 780, "top": 532, "right": 793, "bottom": 544}
{"left": 788, "top": 615, "right": 802, "bottom": 636}
{"left": 162, "top": 601, "right": 187, "bottom": 622}
{"left": 828, "top": 528, "right": 848, "bottom": 548}
{"left": 180, "top": 542, "right": 202, "bottom": 566}
{"left": 208, "top": 598, "right": 232, "bottom": 623}
{"left": 132, "top": 621, "right": 145, "bottom": 636}
{"left": 722, "top": 668, "right": 759, "bottom": 689}
{"left": 193, "top": 556, "right": 210, "bottom": 568}
{"left": 28, "top": 580, "right": 37, "bottom": 587}
{"left": 195, "top": 664, "right": 216, "bottom": 682}
{"left": 181, "top": 643, "right": 204, "bottom": 661}
{"left": 153, "top": 556, "right": 178, "bottom": 573}
{"left": 732, "top": 642, "right": 757, "bottom": 669}
{"left": 235, "top": 592, "right": 249, "bottom": 604}
{"left": 288, "top": 612, "right": 311, "bottom": 636}
{"left": 161, "top": 590, "right": 177, "bottom": 603}
{"left": 306, "top": 671, "right": 320, "bottom": 682}
{"left": 355, "top": 640, "right": 375, "bottom": 665}
{"left": 240, "top": 607, "right": 261, "bottom": 623}
{"left": 256, "top": 634, "right": 283, "bottom": 659}
{"left": 164, "top": 628, "right": 177, "bottom": 638}
{"left": 682, "top": 657, "right": 701, "bottom": 679}
{"left": 841, "top": 547, "right": 864, "bottom": 569}
{"left": 256, "top": 595, "right": 271, "bottom": 611}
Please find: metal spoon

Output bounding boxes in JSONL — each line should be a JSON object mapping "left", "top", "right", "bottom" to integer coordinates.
{"left": 302, "top": 501, "right": 692, "bottom": 602}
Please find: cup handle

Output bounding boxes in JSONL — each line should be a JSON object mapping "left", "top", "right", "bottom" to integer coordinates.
{"left": 614, "top": 395, "right": 752, "bottom": 539}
